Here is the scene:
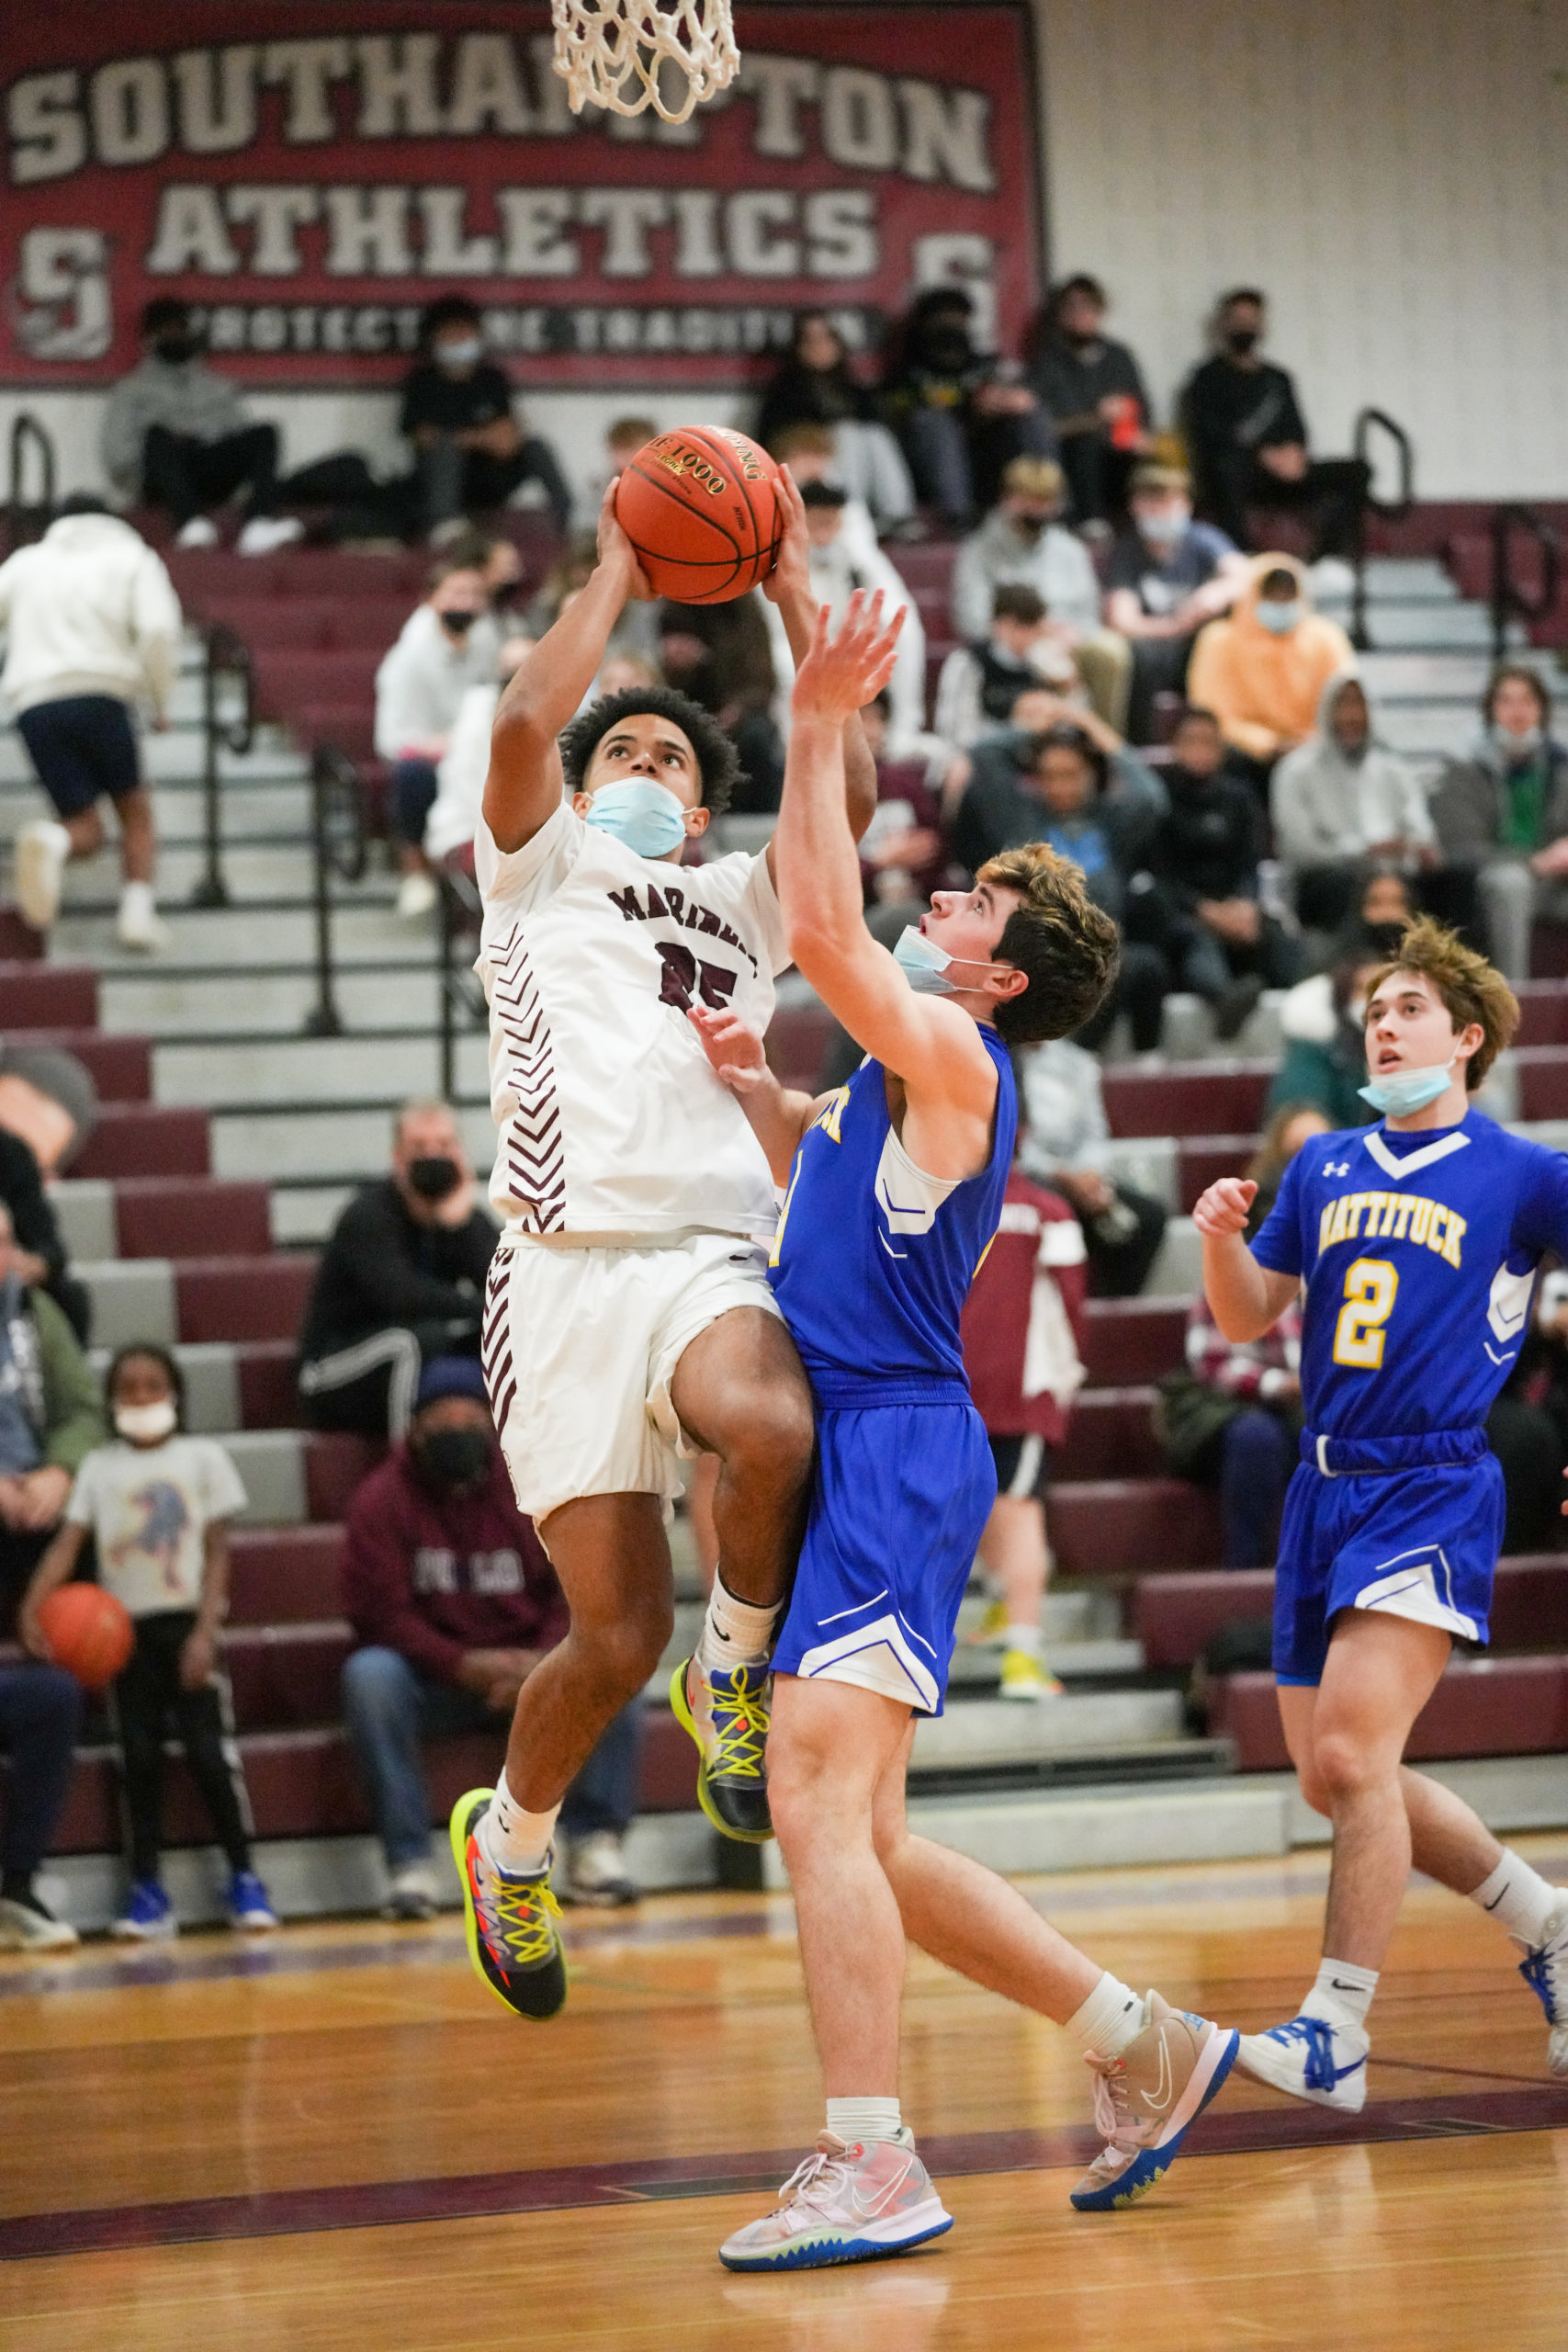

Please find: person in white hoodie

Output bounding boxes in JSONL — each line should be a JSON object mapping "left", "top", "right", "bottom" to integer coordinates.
{"left": 373, "top": 558, "right": 501, "bottom": 917}
{"left": 0, "top": 498, "right": 182, "bottom": 950}
{"left": 1270, "top": 669, "right": 1434, "bottom": 933}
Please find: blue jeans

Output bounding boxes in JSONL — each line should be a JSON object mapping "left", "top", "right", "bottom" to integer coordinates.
{"left": 389, "top": 757, "right": 440, "bottom": 849}
{"left": 1220, "top": 1408, "right": 1295, "bottom": 1570}
{"left": 0, "top": 1663, "right": 82, "bottom": 1884}
{"left": 342, "top": 1645, "right": 642, "bottom": 1867}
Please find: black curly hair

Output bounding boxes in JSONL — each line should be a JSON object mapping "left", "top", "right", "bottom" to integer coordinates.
{"left": 105, "top": 1342, "right": 187, "bottom": 1431}
{"left": 558, "top": 686, "right": 740, "bottom": 819}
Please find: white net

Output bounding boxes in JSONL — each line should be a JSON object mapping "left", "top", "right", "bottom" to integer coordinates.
{"left": 550, "top": 0, "right": 739, "bottom": 122}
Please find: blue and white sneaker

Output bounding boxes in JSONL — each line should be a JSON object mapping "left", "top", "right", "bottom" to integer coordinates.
{"left": 1514, "top": 1898, "right": 1568, "bottom": 2078}
{"left": 111, "top": 1880, "right": 177, "bottom": 1941}
{"left": 1071, "top": 1993, "right": 1239, "bottom": 2211}
{"left": 227, "top": 1870, "right": 280, "bottom": 1931}
{"left": 1236, "top": 2012, "right": 1369, "bottom": 2111}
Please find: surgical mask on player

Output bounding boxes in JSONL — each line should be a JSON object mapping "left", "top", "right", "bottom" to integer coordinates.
{"left": 892, "top": 926, "right": 1004, "bottom": 997}
{"left": 1358, "top": 1059, "right": 1456, "bottom": 1116}
{"left": 115, "top": 1399, "right": 178, "bottom": 1443}
{"left": 583, "top": 779, "right": 689, "bottom": 858}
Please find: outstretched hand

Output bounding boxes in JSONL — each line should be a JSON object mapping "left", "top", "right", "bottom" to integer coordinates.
{"left": 597, "top": 477, "right": 657, "bottom": 603}
{"left": 762, "top": 468, "right": 812, "bottom": 613}
{"left": 791, "top": 590, "right": 905, "bottom": 729}
{"left": 688, "top": 1003, "right": 768, "bottom": 1093}
{"left": 1192, "top": 1176, "right": 1258, "bottom": 1238}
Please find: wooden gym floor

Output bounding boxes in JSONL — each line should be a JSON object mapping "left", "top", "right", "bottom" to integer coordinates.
{"left": 3, "top": 1838, "right": 1567, "bottom": 2351}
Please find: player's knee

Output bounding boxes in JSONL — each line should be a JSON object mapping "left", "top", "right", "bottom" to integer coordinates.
{"left": 724, "top": 1384, "right": 815, "bottom": 1491}
{"left": 577, "top": 1600, "right": 672, "bottom": 1702}
{"left": 1310, "top": 1726, "right": 1381, "bottom": 1804}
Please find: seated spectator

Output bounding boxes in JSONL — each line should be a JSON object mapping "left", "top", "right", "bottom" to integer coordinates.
{"left": 424, "top": 631, "right": 536, "bottom": 868}
{"left": 1179, "top": 288, "right": 1371, "bottom": 557}
{"left": 933, "top": 585, "right": 1067, "bottom": 748}
{"left": 374, "top": 558, "right": 502, "bottom": 918}
{"left": 22, "top": 1341, "right": 276, "bottom": 1939}
{"left": 341, "top": 1357, "right": 641, "bottom": 1917}
{"left": 1431, "top": 665, "right": 1568, "bottom": 983}
{"left": 0, "top": 1122, "right": 90, "bottom": 1346}
{"left": 951, "top": 459, "right": 1132, "bottom": 728}
{"left": 1187, "top": 556, "right": 1355, "bottom": 791}
{"left": 0, "top": 1657, "right": 81, "bottom": 1948}
{"left": 856, "top": 692, "right": 953, "bottom": 913}
{"left": 1272, "top": 673, "right": 1435, "bottom": 933}
{"left": 1129, "top": 705, "right": 1303, "bottom": 1039}
{"left": 962, "top": 1162, "right": 1088, "bottom": 1698}
{"left": 660, "top": 594, "right": 783, "bottom": 816}
{"left": 1018, "top": 1035, "right": 1168, "bottom": 1296}
{"left": 0, "top": 1197, "right": 103, "bottom": 1643}
{"left": 770, "top": 424, "right": 887, "bottom": 567}
{"left": 0, "top": 1046, "right": 97, "bottom": 1189}
{"left": 400, "top": 297, "right": 570, "bottom": 538}
{"left": 298, "top": 1102, "right": 496, "bottom": 1439}
{"left": 882, "top": 287, "right": 1055, "bottom": 524}
{"left": 761, "top": 481, "right": 926, "bottom": 749}
{"left": 604, "top": 413, "right": 660, "bottom": 487}
{"left": 759, "top": 311, "right": 916, "bottom": 529}
{"left": 1160, "top": 1109, "right": 1320, "bottom": 1566}
{"left": 0, "top": 496, "right": 180, "bottom": 952}
{"left": 1103, "top": 465, "right": 1248, "bottom": 741}
{"left": 1268, "top": 944, "right": 1387, "bottom": 1128}
{"left": 1028, "top": 275, "right": 1152, "bottom": 526}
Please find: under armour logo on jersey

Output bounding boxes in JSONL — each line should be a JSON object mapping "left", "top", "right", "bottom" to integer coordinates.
{"left": 1324, "top": 1160, "right": 1350, "bottom": 1177}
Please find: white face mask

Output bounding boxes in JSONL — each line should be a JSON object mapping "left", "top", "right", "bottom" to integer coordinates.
{"left": 115, "top": 1399, "right": 177, "bottom": 1443}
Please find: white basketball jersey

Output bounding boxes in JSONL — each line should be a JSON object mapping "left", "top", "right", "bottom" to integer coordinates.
{"left": 474, "top": 803, "right": 787, "bottom": 1242}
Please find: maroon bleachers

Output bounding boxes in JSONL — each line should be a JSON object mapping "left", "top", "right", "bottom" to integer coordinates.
{"left": 305, "top": 1432, "right": 386, "bottom": 1521}
{"left": 229, "top": 1525, "right": 344, "bottom": 1625}
{"left": 1047, "top": 1476, "right": 1220, "bottom": 1577}
{"left": 175, "top": 1254, "right": 317, "bottom": 1342}
{"left": 74, "top": 1106, "right": 209, "bottom": 1179}
{"left": 114, "top": 1178, "right": 273, "bottom": 1260}
{"left": 1055, "top": 1386, "right": 1162, "bottom": 1481}
{"left": 0, "top": 914, "right": 43, "bottom": 961}
{"left": 0, "top": 963, "right": 98, "bottom": 1028}
{"left": 1136, "top": 1556, "right": 1568, "bottom": 1670}
{"left": 236, "top": 1340, "right": 303, "bottom": 1430}
{"left": 1212, "top": 1656, "right": 1568, "bottom": 1771}
{"left": 1081, "top": 1296, "right": 1188, "bottom": 1385}
{"left": 1515, "top": 985, "right": 1568, "bottom": 1047}
{"left": 1104, "top": 1064, "right": 1272, "bottom": 1141}
{"left": 15, "top": 1031, "right": 150, "bottom": 1102}
{"left": 1177, "top": 1136, "right": 1254, "bottom": 1210}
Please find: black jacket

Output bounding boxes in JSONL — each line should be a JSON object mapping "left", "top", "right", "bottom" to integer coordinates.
{"left": 1028, "top": 332, "right": 1148, "bottom": 431}
{"left": 1146, "top": 771, "right": 1264, "bottom": 910}
{"left": 1180, "top": 356, "right": 1309, "bottom": 485}
{"left": 299, "top": 1179, "right": 497, "bottom": 1362}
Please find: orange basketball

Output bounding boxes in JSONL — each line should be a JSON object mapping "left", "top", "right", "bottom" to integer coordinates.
{"left": 614, "top": 426, "right": 784, "bottom": 605}
{"left": 39, "top": 1583, "right": 134, "bottom": 1691}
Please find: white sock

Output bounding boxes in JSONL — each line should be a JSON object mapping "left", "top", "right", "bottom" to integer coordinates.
{"left": 1304, "top": 1958, "right": 1378, "bottom": 2033}
{"left": 1003, "top": 1623, "right": 1041, "bottom": 1658}
{"left": 1066, "top": 1972, "right": 1145, "bottom": 2061}
{"left": 825, "top": 2096, "right": 905, "bottom": 2147}
{"left": 697, "top": 1574, "right": 781, "bottom": 1674}
{"left": 477, "top": 1769, "right": 558, "bottom": 1876}
{"left": 120, "top": 879, "right": 156, "bottom": 917}
{"left": 1469, "top": 1849, "right": 1563, "bottom": 1948}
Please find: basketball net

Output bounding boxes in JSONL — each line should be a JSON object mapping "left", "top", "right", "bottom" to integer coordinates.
{"left": 550, "top": 0, "right": 740, "bottom": 123}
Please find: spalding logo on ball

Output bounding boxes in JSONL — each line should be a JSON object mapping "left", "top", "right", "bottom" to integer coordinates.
{"left": 614, "top": 426, "right": 784, "bottom": 605}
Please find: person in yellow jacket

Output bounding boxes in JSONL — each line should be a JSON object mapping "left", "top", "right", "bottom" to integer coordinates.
{"left": 1187, "top": 553, "right": 1354, "bottom": 788}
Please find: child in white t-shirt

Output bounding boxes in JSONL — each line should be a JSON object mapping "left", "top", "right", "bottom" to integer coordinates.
{"left": 21, "top": 1343, "right": 277, "bottom": 1939}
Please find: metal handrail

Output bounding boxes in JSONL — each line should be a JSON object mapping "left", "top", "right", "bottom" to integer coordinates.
{"left": 191, "top": 623, "right": 254, "bottom": 909}
{"left": 6, "top": 413, "right": 56, "bottom": 548}
{"left": 436, "top": 862, "right": 485, "bottom": 1097}
{"left": 1490, "top": 503, "right": 1562, "bottom": 664}
{"left": 1348, "top": 406, "right": 1416, "bottom": 650}
{"left": 302, "top": 741, "right": 368, "bottom": 1036}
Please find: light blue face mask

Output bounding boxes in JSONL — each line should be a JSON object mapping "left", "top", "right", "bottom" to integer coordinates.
{"left": 892, "top": 925, "right": 1001, "bottom": 996}
{"left": 1256, "top": 599, "right": 1303, "bottom": 636}
{"left": 583, "top": 778, "right": 689, "bottom": 859}
{"left": 1358, "top": 1059, "right": 1455, "bottom": 1116}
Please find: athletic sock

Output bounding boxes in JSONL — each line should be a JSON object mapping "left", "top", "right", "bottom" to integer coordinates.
{"left": 697, "top": 1573, "right": 781, "bottom": 1674}
{"left": 1002, "top": 1623, "right": 1042, "bottom": 1659}
{"left": 478, "top": 1770, "right": 559, "bottom": 1877}
{"left": 1469, "top": 1849, "right": 1564, "bottom": 1948}
{"left": 1066, "top": 1971, "right": 1145, "bottom": 2061}
{"left": 825, "top": 2096, "right": 905, "bottom": 2147}
{"left": 119, "top": 880, "right": 157, "bottom": 919}
{"left": 1304, "top": 1958, "right": 1378, "bottom": 2033}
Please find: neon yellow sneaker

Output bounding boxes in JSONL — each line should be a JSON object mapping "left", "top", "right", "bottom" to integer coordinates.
{"left": 670, "top": 1655, "right": 773, "bottom": 1842}
{"left": 449, "top": 1788, "right": 567, "bottom": 2021}
{"left": 967, "top": 1598, "right": 1010, "bottom": 1646}
{"left": 999, "top": 1647, "right": 1064, "bottom": 1700}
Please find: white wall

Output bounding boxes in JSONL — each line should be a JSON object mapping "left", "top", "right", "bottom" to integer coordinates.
{"left": 1036, "top": 0, "right": 1568, "bottom": 498}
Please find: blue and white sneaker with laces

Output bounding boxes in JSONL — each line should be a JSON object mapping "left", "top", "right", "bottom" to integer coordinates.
{"left": 1236, "top": 2012, "right": 1368, "bottom": 2111}
{"left": 112, "top": 1879, "right": 177, "bottom": 1940}
{"left": 1514, "top": 1898, "right": 1568, "bottom": 2078}
{"left": 227, "top": 1870, "right": 280, "bottom": 1931}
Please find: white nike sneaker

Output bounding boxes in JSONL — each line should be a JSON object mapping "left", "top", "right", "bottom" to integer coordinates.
{"left": 1070, "top": 1991, "right": 1240, "bottom": 2211}
{"left": 14, "top": 819, "right": 71, "bottom": 931}
{"left": 175, "top": 515, "right": 220, "bottom": 549}
{"left": 117, "top": 885, "right": 171, "bottom": 953}
{"left": 1236, "top": 2012, "right": 1369, "bottom": 2111}
{"left": 396, "top": 870, "right": 438, "bottom": 920}
{"left": 237, "top": 515, "right": 304, "bottom": 557}
{"left": 1514, "top": 1897, "right": 1568, "bottom": 2078}
{"left": 719, "top": 2132, "right": 953, "bottom": 2271}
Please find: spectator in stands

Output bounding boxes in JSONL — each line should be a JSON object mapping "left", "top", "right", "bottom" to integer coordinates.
{"left": 1103, "top": 465, "right": 1248, "bottom": 741}
{"left": 1179, "top": 289, "right": 1371, "bottom": 557}
{"left": 101, "top": 299, "right": 302, "bottom": 556}
{"left": 961, "top": 1164, "right": 1088, "bottom": 1699}
{"left": 0, "top": 1657, "right": 81, "bottom": 1949}
{"left": 341, "top": 1357, "right": 641, "bottom": 1917}
{"left": 1490, "top": 1271, "right": 1568, "bottom": 1555}
{"left": 0, "top": 1124, "right": 89, "bottom": 1347}
{"left": 1027, "top": 275, "right": 1152, "bottom": 526}
{"left": 761, "top": 481, "right": 926, "bottom": 748}
{"left": 660, "top": 593, "right": 784, "bottom": 816}
{"left": 1431, "top": 666, "right": 1568, "bottom": 984}
{"left": 424, "top": 631, "right": 536, "bottom": 868}
{"left": 298, "top": 1101, "right": 496, "bottom": 1440}
{"left": 22, "top": 1341, "right": 277, "bottom": 1939}
{"left": 604, "top": 413, "right": 659, "bottom": 481}
{"left": 933, "top": 584, "right": 1066, "bottom": 749}
{"left": 1162, "top": 1110, "right": 1318, "bottom": 1566}
{"left": 1131, "top": 705, "right": 1304, "bottom": 1040}
{"left": 951, "top": 459, "right": 1132, "bottom": 728}
{"left": 0, "top": 1046, "right": 97, "bottom": 1187}
{"left": 400, "top": 297, "right": 571, "bottom": 538}
{"left": 374, "top": 557, "right": 502, "bottom": 918}
{"left": 1272, "top": 673, "right": 1435, "bottom": 933}
{"left": 0, "top": 1198, "right": 102, "bottom": 1627}
{"left": 883, "top": 287, "right": 1056, "bottom": 524}
{"left": 0, "top": 495, "right": 180, "bottom": 952}
{"left": 1268, "top": 942, "right": 1388, "bottom": 1129}
{"left": 1187, "top": 556, "right": 1355, "bottom": 791}
{"left": 855, "top": 692, "right": 953, "bottom": 912}
{"left": 758, "top": 312, "right": 916, "bottom": 530}
{"left": 1018, "top": 1035, "right": 1168, "bottom": 1296}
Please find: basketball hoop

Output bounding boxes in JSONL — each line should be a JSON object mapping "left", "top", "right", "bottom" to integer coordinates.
{"left": 550, "top": 0, "right": 740, "bottom": 123}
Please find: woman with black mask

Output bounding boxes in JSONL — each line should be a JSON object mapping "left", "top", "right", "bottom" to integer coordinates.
{"left": 756, "top": 311, "right": 917, "bottom": 527}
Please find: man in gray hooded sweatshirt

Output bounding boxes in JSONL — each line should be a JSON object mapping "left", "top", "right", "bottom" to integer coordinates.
{"left": 1432, "top": 665, "right": 1568, "bottom": 982}
{"left": 1271, "top": 669, "right": 1434, "bottom": 934}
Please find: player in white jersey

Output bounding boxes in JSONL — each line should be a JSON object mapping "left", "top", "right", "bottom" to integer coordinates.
{"left": 450, "top": 473, "right": 883, "bottom": 2021}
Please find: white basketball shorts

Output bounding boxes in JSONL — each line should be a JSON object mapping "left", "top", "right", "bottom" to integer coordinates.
{"left": 482, "top": 1230, "right": 782, "bottom": 1530}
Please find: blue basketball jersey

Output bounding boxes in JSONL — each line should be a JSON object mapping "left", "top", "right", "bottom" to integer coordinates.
{"left": 766, "top": 1027, "right": 1017, "bottom": 1401}
{"left": 1251, "top": 1108, "right": 1568, "bottom": 1452}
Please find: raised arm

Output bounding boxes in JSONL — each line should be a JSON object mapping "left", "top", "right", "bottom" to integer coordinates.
{"left": 1193, "top": 1177, "right": 1301, "bottom": 1340}
{"left": 762, "top": 470, "right": 878, "bottom": 846}
{"left": 482, "top": 482, "right": 654, "bottom": 854}
{"left": 686, "top": 1004, "right": 820, "bottom": 1184}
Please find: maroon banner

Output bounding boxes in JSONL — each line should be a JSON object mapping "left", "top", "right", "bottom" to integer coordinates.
{"left": 0, "top": 1, "right": 1042, "bottom": 388}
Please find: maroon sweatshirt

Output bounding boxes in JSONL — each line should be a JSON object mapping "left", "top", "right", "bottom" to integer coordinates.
{"left": 341, "top": 1442, "right": 570, "bottom": 1684}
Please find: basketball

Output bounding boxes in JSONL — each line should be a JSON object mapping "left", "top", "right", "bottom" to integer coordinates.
{"left": 613, "top": 426, "right": 784, "bottom": 605}
{"left": 38, "top": 1583, "right": 134, "bottom": 1691}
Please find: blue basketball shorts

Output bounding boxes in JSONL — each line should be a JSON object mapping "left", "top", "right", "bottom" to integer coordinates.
{"left": 1272, "top": 1453, "right": 1503, "bottom": 1686}
{"left": 771, "top": 1398, "right": 996, "bottom": 1717}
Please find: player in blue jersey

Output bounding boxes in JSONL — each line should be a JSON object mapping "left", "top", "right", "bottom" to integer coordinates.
{"left": 690, "top": 592, "right": 1241, "bottom": 2268}
{"left": 1196, "top": 917, "right": 1568, "bottom": 2111}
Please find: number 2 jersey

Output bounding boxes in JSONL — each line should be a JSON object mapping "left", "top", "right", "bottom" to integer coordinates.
{"left": 1250, "top": 1107, "right": 1568, "bottom": 1463}
{"left": 474, "top": 802, "right": 787, "bottom": 1242}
